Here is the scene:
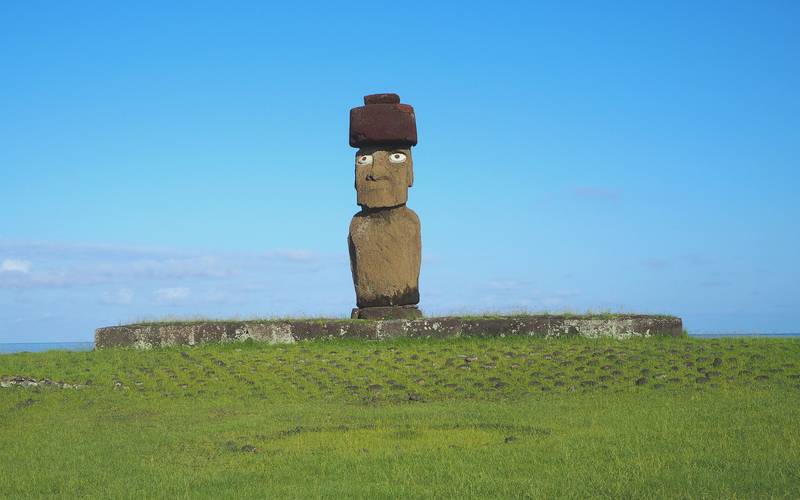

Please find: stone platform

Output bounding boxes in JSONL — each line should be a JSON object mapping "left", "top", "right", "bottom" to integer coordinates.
{"left": 95, "top": 314, "right": 683, "bottom": 349}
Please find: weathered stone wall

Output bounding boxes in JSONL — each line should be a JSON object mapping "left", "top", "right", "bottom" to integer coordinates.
{"left": 95, "top": 315, "right": 683, "bottom": 349}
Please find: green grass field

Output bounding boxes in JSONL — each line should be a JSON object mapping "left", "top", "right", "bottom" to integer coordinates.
{"left": 2, "top": 336, "right": 799, "bottom": 498}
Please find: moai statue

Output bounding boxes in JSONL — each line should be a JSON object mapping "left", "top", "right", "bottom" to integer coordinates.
{"left": 348, "top": 93, "right": 422, "bottom": 320}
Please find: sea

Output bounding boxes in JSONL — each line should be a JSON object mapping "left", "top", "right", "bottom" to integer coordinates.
{"left": 0, "top": 342, "right": 94, "bottom": 354}
{"left": 0, "top": 334, "right": 799, "bottom": 354}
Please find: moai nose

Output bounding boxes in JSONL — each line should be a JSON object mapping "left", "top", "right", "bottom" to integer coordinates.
{"left": 369, "top": 156, "right": 391, "bottom": 180}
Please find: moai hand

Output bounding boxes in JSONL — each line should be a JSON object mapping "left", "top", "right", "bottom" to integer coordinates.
{"left": 348, "top": 94, "right": 422, "bottom": 320}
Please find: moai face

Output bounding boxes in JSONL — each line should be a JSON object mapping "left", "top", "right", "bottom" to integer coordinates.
{"left": 355, "top": 147, "right": 414, "bottom": 209}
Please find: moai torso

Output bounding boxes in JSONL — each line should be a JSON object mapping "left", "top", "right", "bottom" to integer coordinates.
{"left": 347, "top": 94, "right": 422, "bottom": 320}
{"left": 349, "top": 206, "right": 420, "bottom": 308}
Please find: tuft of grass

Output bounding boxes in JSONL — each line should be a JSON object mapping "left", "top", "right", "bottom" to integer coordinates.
{"left": 1, "top": 336, "right": 798, "bottom": 498}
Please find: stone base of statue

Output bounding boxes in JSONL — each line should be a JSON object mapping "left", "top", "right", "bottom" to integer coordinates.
{"left": 95, "top": 314, "right": 685, "bottom": 349}
{"left": 351, "top": 305, "right": 423, "bottom": 320}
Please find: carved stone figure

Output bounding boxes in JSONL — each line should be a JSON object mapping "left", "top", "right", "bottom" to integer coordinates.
{"left": 348, "top": 93, "right": 422, "bottom": 319}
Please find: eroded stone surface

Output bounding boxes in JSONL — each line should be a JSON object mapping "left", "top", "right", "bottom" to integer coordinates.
{"left": 348, "top": 93, "right": 422, "bottom": 315}
{"left": 349, "top": 96, "right": 417, "bottom": 148}
{"left": 352, "top": 305, "right": 423, "bottom": 320}
{"left": 95, "top": 315, "right": 684, "bottom": 349}
{"left": 0, "top": 376, "right": 85, "bottom": 389}
{"left": 349, "top": 206, "right": 421, "bottom": 308}
{"left": 354, "top": 147, "right": 413, "bottom": 209}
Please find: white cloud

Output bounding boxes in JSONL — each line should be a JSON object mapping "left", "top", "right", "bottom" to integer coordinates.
{"left": 154, "top": 287, "right": 191, "bottom": 304}
{"left": 0, "top": 259, "right": 31, "bottom": 273}
{"left": 486, "top": 279, "right": 529, "bottom": 291}
{"left": 476, "top": 282, "right": 581, "bottom": 312}
{"left": 102, "top": 288, "right": 134, "bottom": 305}
{"left": 0, "top": 240, "right": 330, "bottom": 289}
{"left": 265, "top": 249, "right": 318, "bottom": 262}
{"left": 642, "top": 254, "right": 711, "bottom": 270}
{"left": 129, "top": 256, "right": 234, "bottom": 279}
{"left": 642, "top": 258, "right": 671, "bottom": 269}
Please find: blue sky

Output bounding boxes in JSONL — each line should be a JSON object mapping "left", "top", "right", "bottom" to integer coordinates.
{"left": 1, "top": 1, "right": 798, "bottom": 342}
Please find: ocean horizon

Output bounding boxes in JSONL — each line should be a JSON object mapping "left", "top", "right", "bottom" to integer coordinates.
{"left": 0, "top": 342, "right": 95, "bottom": 354}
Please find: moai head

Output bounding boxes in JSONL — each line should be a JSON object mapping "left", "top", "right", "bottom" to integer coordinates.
{"left": 349, "top": 94, "right": 417, "bottom": 208}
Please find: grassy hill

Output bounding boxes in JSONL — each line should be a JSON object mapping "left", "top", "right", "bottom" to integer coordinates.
{"left": 2, "top": 336, "right": 799, "bottom": 498}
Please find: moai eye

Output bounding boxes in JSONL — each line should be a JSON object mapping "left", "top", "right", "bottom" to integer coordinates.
{"left": 356, "top": 154, "right": 373, "bottom": 165}
{"left": 389, "top": 152, "right": 407, "bottom": 163}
